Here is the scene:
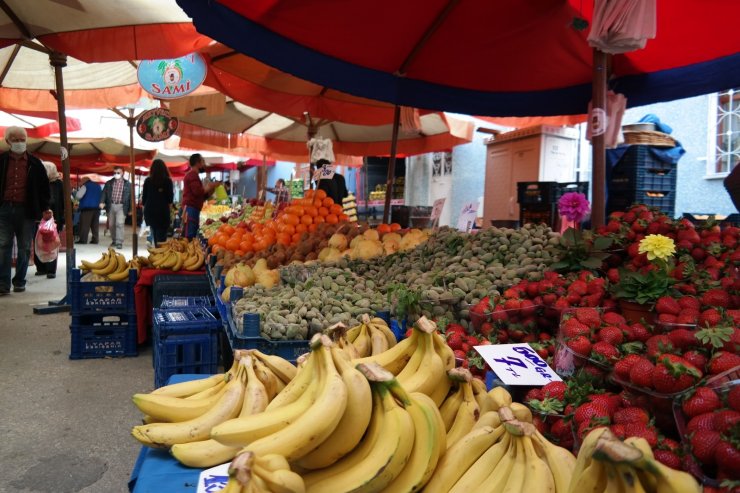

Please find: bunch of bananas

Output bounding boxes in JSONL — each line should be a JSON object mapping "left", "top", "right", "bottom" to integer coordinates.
{"left": 426, "top": 406, "right": 577, "bottom": 493}
{"left": 79, "top": 248, "right": 149, "bottom": 281}
{"left": 131, "top": 349, "right": 297, "bottom": 468}
{"left": 147, "top": 238, "right": 205, "bottom": 272}
{"left": 222, "top": 451, "right": 305, "bottom": 493}
{"left": 568, "top": 428, "right": 701, "bottom": 493}
{"left": 328, "top": 315, "right": 397, "bottom": 358}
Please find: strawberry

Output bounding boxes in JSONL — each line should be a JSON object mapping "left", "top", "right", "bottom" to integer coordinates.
{"left": 708, "top": 351, "right": 740, "bottom": 375}
{"left": 721, "top": 328, "right": 740, "bottom": 353}
{"left": 614, "top": 354, "right": 644, "bottom": 381}
{"left": 479, "top": 322, "right": 494, "bottom": 337}
{"left": 687, "top": 412, "right": 716, "bottom": 434}
{"left": 728, "top": 385, "right": 740, "bottom": 412}
{"left": 607, "top": 268, "right": 620, "bottom": 284}
{"left": 573, "top": 401, "right": 610, "bottom": 425}
{"left": 702, "top": 288, "right": 732, "bottom": 308}
{"left": 566, "top": 335, "right": 592, "bottom": 357}
{"left": 591, "top": 341, "right": 620, "bottom": 364}
{"left": 541, "top": 381, "right": 567, "bottom": 401}
{"left": 699, "top": 308, "right": 724, "bottom": 327}
{"left": 524, "top": 388, "right": 543, "bottom": 403}
{"left": 629, "top": 358, "right": 655, "bottom": 388}
{"left": 713, "top": 409, "right": 740, "bottom": 433}
{"left": 613, "top": 407, "right": 650, "bottom": 425}
{"left": 652, "top": 355, "right": 702, "bottom": 393}
{"left": 715, "top": 440, "right": 740, "bottom": 472}
{"left": 690, "top": 429, "right": 721, "bottom": 465}
{"left": 446, "top": 332, "right": 464, "bottom": 351}
{"left": 668, "top": 328, "right": 698, "bottom": 351}
{"left": 657, "top": 313, "right": 678, "bottom": 326}
{"left": 623, "top": 422, "right": 658, "bottom": 447}
{"left": 561, "top": 317, "right": 591, "bottom": 338}
{"left": 598, "top": 326, "right": 624, "bottom": 345}
{"left": 646, "top": 335, "right": 676, "bottom": 359}
{"left": 656, "top": 296, "right": 681, "bottom": 316}
{"left": 453, "top": 349, "right": 467, "bottom": 361}
{"left": 682, "top": 387, "right": 721, "bottom": 417}
{"left": 602, "top": 312, "right": 627, "bottom": 326}
{"left": 653, "top": 450, "right": 682, "bottom": 470}
{"left": 610, "top": 424, "right": 626, "bottom": 439}
{"left": 676, "top": 311, "right": 699, "bottom": 325}
{"left": 569, "top": 281, "right": 588, "bottom": 297}
{"left": 574, "top": 307, "right": 601, "bottom": 329}
{"left": 589, "top": 393, "right": 621, "bottom": 415}
{"left": 626, "top": 323, "right": 651, "bottom": 343}
{"left": 679, "top": 296, "right": 702, "bottom": 311}
{"left": 549, "top": 418, "right": 571, "bottom": 441}
{"left": 659, "top": 437, "right": 681, "bottom": 453}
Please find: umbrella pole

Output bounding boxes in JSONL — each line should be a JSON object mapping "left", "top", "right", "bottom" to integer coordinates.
{"left": 35, "top": 51, "right": 72, "bottom": 314}
{"left": 382, "top": 105, "right": 401, "bottom": 224}
{"left": 591, "top": 48, "right": 609, "bottom": 228}
{"left": 127, "top": 109, "right": 138, "bottom": 256}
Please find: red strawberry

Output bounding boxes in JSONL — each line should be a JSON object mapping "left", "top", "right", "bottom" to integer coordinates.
{"left": 668, "top": 328, "right": 698, "bottom": 351}
{"left": 614, "top": 354, "right": 644, "bottom": 381}
{"left": 566, "top": 335, "right": 592, "bottom": 357}
{"left": 569, "top": 281, "right": 588, "bottom": 297}
{"left": 602, "top": 312, "right": 627, "bottom": 326}
{"left": 682, "top": 387, "right": 721, "bottom": 417}
{"left": 629, "top": 358, "right": 655, "bottom": 388}
{"left": 715, "top": 440, "right": 740, "bottom": 472}
{"left": 676, "top": 311, "right": 699, "bottom": 325}
{"left": 623, "top": 422, "right": 658, "bottom": 447}
{"left": 479, "top": 322, "right": 494, "bottom": 337}
{"left": 653, "top": 450, "right": 682, "bottom": 470}
{"left": 728, "top": 385, "right": 740, "bottom": 412}
{"left": 591, "top": 341, "right": 620, "bottom": 364}
{"left": 524, "top": 388, "right": 543, "bottom": 403}
{"left": 598, "top": 326, "right": 624, "bottom": 345}
{"left": 573, "top": 401, "right": 610, "bottom": 425}
{"left": 708, "top": 351, "right": 740, "bottom": 375}
{"left": 652, "top": 355, "right": 702, "bottom": 393}
{"left": 699, "top": 308, "right": 724, "bottom": 327}
{"left": 446, "top": 332, "right": 464, "bottom": 350}
{"left": 690, "top": 429, "right": 721, "bottom": 465}
{"left": 627, "top": 323, "right": 651, "bottom": 343}
{"left": 549, "top": 418, "right": 571, "bottom": 441}
{"left": 713, "top": 409, "right": 740, "bottom": 433}
{"left": 659, "top": 437, "right": 681, "bottom": 453}
{"left": 679, "top": 296, "right": 702, "bottom": 311}
{"left": 610, "top": 424, "right": 626, "bottom": 439}
{"left": 687, "top": 412, "right": 716, "bottom": 434}
{"left": 607, "top": 268, "right": 620, "bottom": 284}
{"left": 646, "top": 335, "right": 676, "bottom": 359}
{"left": 702, "top": 288, "right": 732, "bottom": 308}
{"left": 541, "top": 381, "right": 567, "bottom": 401}
{"left": 721, "top": 328, "right": 740, "bottom": 353}
{"left": 657, "top": 313, "right": 678, "bottom": 326}
{"left": 574, "top": 307, "right": 601, "bottom": 329}
{"left": 683, "top": 350, "right": 708, "bottom": 372}
{"left": 561, "top": 317, "right": 591, "bottom": 338}
{"left": 656, "top": 296, "right": 681, "bottom": 315}
{"left": 613, "top": 407, "right": 650, "bottom": 425}
{"left": 589, "top": 393, "right": 621, "bottom": 415}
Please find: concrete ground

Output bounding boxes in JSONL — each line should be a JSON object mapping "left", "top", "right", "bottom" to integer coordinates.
{"left": 0, "top": 226, "right": 168, "bottom": 493}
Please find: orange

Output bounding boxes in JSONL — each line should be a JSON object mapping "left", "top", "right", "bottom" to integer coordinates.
{"left": 217, "top": 234, "right": 229, "bottom": 247}
{"left": 276, "top": 232, "right": 291, "bottom": 245}
{"left": 308, "top": 223, "right": 318, "bottom": 233}
{"left": 330, "top": 204, "right": 343, "bottom": 215}
{"left": 338, "top": 214, "right": 349, "bottom": 222}
{"left": 322, "top": 197, "right": 334, "bottom": 208}
{"left": 377, "top": 224, "right": 392, "bottom": 235}
{"left": 390, "top": 223, "right": 402, "bottom": 232}
{"left": 313, "top": 215, "right": 325, "bottom": 224}
{"left": 304, "top": 205, "right": 318, "bottom": 217}
{"left": 315, "top": 189, "right": 327, "bottom": 201}
{"left": 325, "top": 214, "right": 339, "bottom": 224}
{"left": 313, "top": 199, "right": 324, "bottom": 209}
{"left": 211, "top": 244, "right": 224, "bottom": 254}
{"left": 234, "top": 250, "right": 245, "bottom": 256}
{"left": 225, "top": 237, "right": 241, "bottom": 251}
{"left": 282, "top": 224, "right": 296, "bottom": 236}
{"left": 318, "top": 206, "right": 329, "bottom": 217}
{"left": 301, "top": 214, "right": 313, "bottom": 225}
{"left": 239, "top": 240, "right": 253, "bottom": 252}
{"left": 221, "top": 224, "right": 235, "bottom": 236}
{"left": 283, "top": 214, "right": 300, "bottom": 226}
{"left": 304, "top": 189, "right": 315, "bottom": 199}
{"left": 291, "top": 232, "right": 303, "bottom": 243}
{"left": 295, "top": 223, "right": 308, "bottom": 234}
{"left": 208, "top": 235, "right": 218, "bottom": 247}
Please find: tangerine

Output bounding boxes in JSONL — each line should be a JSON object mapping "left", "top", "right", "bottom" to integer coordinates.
{"left": 322, "top": 197, "right": 334, "bottom": 208}
{"left": 225, "top": 238, "right": 241, "bottom": 251}
{"left": 308, "top": 223, "right": 318, "bottom": 232}
{"left": 325, "top": 214, "right": 339, "bottom": 224}
{"left": 338, "top": 214, "right": 349, "bottom": 222}
{"left": 301, "top": 214, "right": 314, "bottom": 225}
{"left": 318, "top": 206, "right": 329, "bottom": 216}
{"left": 291, "top": 232, "right": 303, "bottom": 243}
{"left": 315, "top": 189, "right": 327, "bottom": 200}
{"left": 295, "top": 223, "right": 308, "bottom": 234}
{"left": 313, "top": 215, "right": 325, "bottom": 224}
{"left": 390, "top": 223, "right": 402, "bottom": 232}
{"left": 377, "top": 224, "right": 392, "bottom": 235}
{"left": 283, "top": 214, "right": 300, "bottom": 226}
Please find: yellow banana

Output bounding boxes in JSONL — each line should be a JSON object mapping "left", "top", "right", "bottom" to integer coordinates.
{"left": 473, "top": 410, "right": 502, "bottom": 431}
{"left": 352, "top": 324, "right": 371, "bottom": 357}
{"left": 151, "top": 373, "right": 226, "bottom": 397}
{"left": 532, "top": 429, "right": 577, "bottom": 493}
{"left": 92, "top": 252, "right": 118, "bottom": 276}
{"left": 471, "top": 377, "right": 496, "bottom": 415}
{"left": 184, "top": 380, "right": 226, "bottom": 400}
{"left": 439, "top": 384, "right": 465, "bottom": 431}
{"left": 424, "top": 425, "right": 505, "bottom": 493}
{"left": 477, "top": 433, "right": 518, "bottom": 493}
{"left": 80, "top": 251, "right": 109, "bottom": 271}
{"left": 369, "top": 317, "right": 397, "bottom": 346}
{"left": 242, "top": 355, "right": 270, "bottom": 416}
{"left": 488, "top": 385, "right": 514, "bottom": 410}
{"left": 397, "top": 330, "right": 446, "bottom": 403}
{"left": 432, "top": 330, "right": 456, "bottom": 370}
{"left": 250, "top": 351, "right": 297, "bottom": 385}
{"left": 521, "top": 434, "right": 556, "bottom": 493}
{"left": 368, "top": 324, "right": 389, "bottom": 355}
{"left": 293, "top": 347, "right": 372, "bottom": 470}
{"left": 352, "top": 328, "right": 418, "bottom": 375}
{"left": 252, "top": 462, "right": 306, "bottom": 493}
{"left": 500, "top": 437, "right": 527, "bottom": 493}
{"left": 107, "top": 261, "right": 132, "bottom": 281}
{"left": 251, "top": 357, "right": 279, "bottom": 401}
{"left": 449, "top": 432, "right": 511, "bottom": 493}
{"left": 265, "top": 353, "right": 317, "bottom": 410}
{"left": 132, "top": 364, "right": 246, "bottom": 447}
{"left": 171, "top": 251, "right": 186, "bottom": 272}
{"left": 132, "top": 385, "right": 228, "bottom": 422}
{"left": 446, "top": 381, "right": 480, "bottom": 448}
{"left": 253, "top": 453, "right": 290, "bottom": 473}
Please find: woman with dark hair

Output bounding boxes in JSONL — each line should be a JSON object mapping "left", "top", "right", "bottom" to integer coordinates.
{"left": 142, "top": 159, "right": 174, "bottom": 245}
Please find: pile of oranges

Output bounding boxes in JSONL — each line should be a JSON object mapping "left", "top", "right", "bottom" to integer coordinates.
{"left": 206, "top": 189, "right": 350, "bottom": 256}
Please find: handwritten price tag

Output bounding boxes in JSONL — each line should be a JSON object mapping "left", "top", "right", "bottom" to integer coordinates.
{"left": 319, "top": 164, "right": 335, "bottom": 180}
{"left": 197, "top": 463, "right": 229, "bottom": 493}
{"left": 474, "top": 343, "right": 562, "bottom": 386}
{"left": 456, "top": 201, "right": 479, "bottom": 232}
{"left": 430, "top": 198, "right": 445, "bottom": 222}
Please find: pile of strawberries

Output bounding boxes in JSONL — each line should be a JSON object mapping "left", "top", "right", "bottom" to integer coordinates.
{"left": 678, "top": 380, "right": 740, "bottom": 486}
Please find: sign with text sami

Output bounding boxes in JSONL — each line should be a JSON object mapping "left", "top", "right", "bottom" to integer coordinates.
{"left": 474, "top": 343, "right": 562, "bottom": 386}
{"left": 197, "top": 463, "right": 229, "bottom": 493}
{"left": 137, "top": 52, "right": 207, "bottom": 99}
{"left": 136, "top": 108, "right": 178, "bottom": 142}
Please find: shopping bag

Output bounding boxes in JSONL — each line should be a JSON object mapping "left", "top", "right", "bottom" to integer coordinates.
{"left": 35, "top": 218, "right": 60, "bottom": 263}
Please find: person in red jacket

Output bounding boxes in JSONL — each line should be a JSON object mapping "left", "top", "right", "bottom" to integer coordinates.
{"left": 181, "top": 153, "right": 218, "bottom": 239}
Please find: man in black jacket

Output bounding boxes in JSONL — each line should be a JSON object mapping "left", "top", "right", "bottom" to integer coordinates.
{"left": 0, "top": 126, "right": 51, "bottom": 295}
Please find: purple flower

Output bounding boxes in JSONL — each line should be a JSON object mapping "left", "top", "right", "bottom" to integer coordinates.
{"left": 558, "top": 192, "right": 590, "bottom": 222}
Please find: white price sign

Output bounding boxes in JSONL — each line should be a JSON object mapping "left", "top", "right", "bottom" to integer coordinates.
{"left": 197, "top": 463, "right": 229, "bottom": 493}
{"left": 430, "top": 198, "right": 445, "bottom": 222}
{"left": 318, "top": 164, "right": 335, "bottom": 180}
{"left": 456, "top": 201, "right": 479, "bottom": 232}
{"left": 474, "top": 343, "right": 562, "bottom": 386}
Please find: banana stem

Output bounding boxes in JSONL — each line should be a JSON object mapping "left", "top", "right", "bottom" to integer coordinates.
{"left": 229, "top": 451, "right": 255, "bottom": 485}
{"left": 414, "top": 316, "right": 437, "bottom": 334}
{"left": 447, "top": 367, "right": 473, "bottom": 383}
{"left": 356, "top": 362, "right": 394, "bottom": 382}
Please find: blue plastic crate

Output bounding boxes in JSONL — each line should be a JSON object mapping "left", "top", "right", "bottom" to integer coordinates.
{"left": 153, "top": 307, "right": 220, "bottom": 337}
{"left": 70, "top": 268, "right": 137, "bottom": 315}
{"left": 607, "top": 189, "right": 675, "bottom": 218}
{"left": 224, "top": 310, "right": 309, "bottom": 363}
{"left": 154, "top": 332, "right": 219, "bottom": 388}
{"left": 69, "top": 313, "right": 137, "bottom": 359}
{"left": 160, "top": 295, "right": 216, "bottom": 312}
{"left": 152, "top": 274, "right": 210, "bottom": 309}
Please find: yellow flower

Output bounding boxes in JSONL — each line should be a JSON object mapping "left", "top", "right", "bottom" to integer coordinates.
{"left": 638, "top": 234, "right": 676, "bottom": 261}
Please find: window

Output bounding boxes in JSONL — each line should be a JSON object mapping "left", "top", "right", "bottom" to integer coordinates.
{"left": 709, "top": 89, "right": 740, "bottom": 176}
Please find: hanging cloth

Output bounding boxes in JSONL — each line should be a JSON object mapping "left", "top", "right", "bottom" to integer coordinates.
{"left": 400, "top": 106, "right": 422, "bottom": 135}
{"left": 588, "top": 0, "right": 656, "bottom": 54}
{"left": 586, "top": 90, "right": 627, "bottom": 149}
{"left": 307, "top": 136, "right": 335, "bottom": 164}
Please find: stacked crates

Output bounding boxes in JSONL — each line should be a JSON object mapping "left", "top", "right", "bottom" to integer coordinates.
{"left": 517, "top": 182, "right": 589, "bottom": 228}
{"left": 152, "top": 306, "right": 221, "bottom": 388}
{"left": 607, "top": 145, "right": 677, "bottom": 217}
{"left": 69, "top": 268, "right": 138, "bottom": 359}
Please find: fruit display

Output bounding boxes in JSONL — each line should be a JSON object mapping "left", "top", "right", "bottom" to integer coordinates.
{"left": 201, "top": 200, "right": 274, "bottom": 239}
{"left": 328, "top": 315, "right": 398, "bottom": 358}
{"left": 221, "top": 451, "right": 305, "bottom": 493}
{"left": 342, "top": 192, "right": 357, "bottom": 222}
{"left": 221, "top": 259, "right": 281, "bottom": 303}
{"left": 147, "top": 238, "right": 206, "bottom": 272}
{"left": 79, "top": 247, "right": 149, "bottom": 281}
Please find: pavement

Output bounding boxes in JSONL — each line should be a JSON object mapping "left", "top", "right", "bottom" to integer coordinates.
{"left": 0, "top": 226, "right": 171, "bottom": 493}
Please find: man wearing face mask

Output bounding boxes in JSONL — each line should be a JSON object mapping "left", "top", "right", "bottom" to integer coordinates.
{"left": 182, "top": 153, "right": 219, "bottom": 239}
{"left": 100, "top": 165, "right": 131, "bottom": 249}
{"left": 0, "top": 126, "right": 52, "bottom": 295}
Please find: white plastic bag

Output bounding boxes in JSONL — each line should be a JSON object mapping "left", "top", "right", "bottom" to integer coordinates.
{"left": 35, "top": 217, "right": 60, "bottom": 263}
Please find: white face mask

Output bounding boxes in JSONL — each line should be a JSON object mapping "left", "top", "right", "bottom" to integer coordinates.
{"left": 114, "top": 172, "right": 122, "bottom": 179}
{"left": 10, "top": 142, "right": 26, "bottom": 154}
